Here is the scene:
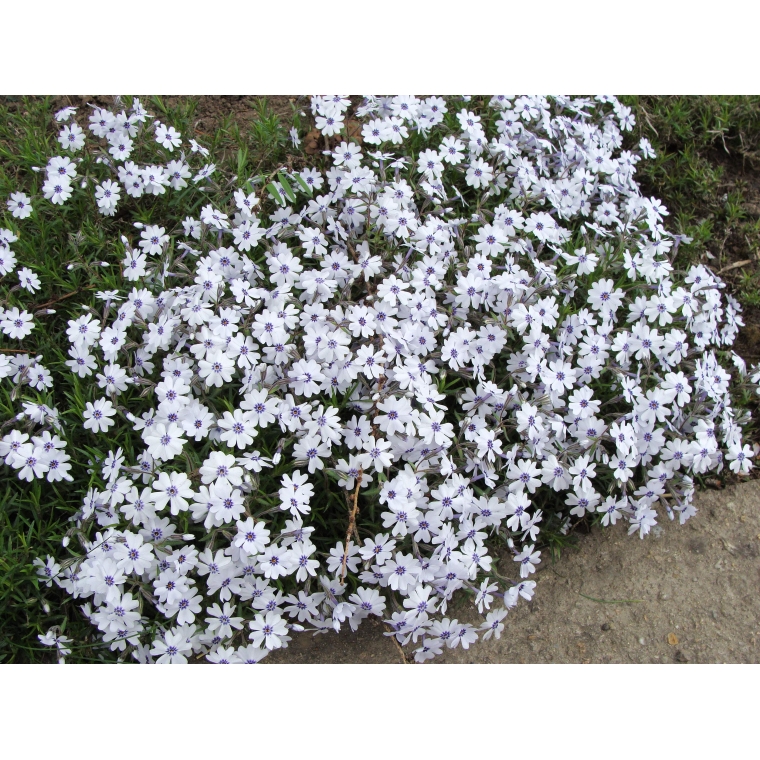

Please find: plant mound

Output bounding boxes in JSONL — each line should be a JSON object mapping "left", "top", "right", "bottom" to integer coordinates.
{"left": 3, "top": 95, "right": 757, "bottom": 663}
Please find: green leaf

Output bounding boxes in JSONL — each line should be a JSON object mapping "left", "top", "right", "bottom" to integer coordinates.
{"left": 150, "top": 95, "right": 167, "bottom": 114}
{"left": 266, "top": 183, "right": 284, "bottom": 206}
{"left": 277, "top": 172, "right": 297, "bottom": 203}
{"left": 293, "top": 172, "right": 313, "bottom": 196}
{"left": 236, "top": 147, "right": 248, "bottom": 177}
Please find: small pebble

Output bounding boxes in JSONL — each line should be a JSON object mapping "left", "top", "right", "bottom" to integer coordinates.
{"left": 601, "top": 623, "right": 611, "bottom": 631}
{"left": 638, "top": 637, "right": 646, "bottom": 645}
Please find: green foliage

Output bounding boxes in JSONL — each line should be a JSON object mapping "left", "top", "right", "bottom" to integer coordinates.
{"left": 0, "top": 95, "right": 757, "bottom": 662}
{"left": 622, "top": 96, "right": 760, "bottom": 307}
{"left": 0, "top": 95, "right": 294, "bottom": 662}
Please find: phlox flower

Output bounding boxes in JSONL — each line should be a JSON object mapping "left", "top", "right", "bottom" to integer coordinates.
{"left": 95, "top": 179, "right": 120, "bottom": 214}
{"left": 292, "top": 435, "right": 331, "bottom": 474}
{"left": 155, "top": 122, "right": 182, "bottom": 151}
{"left": 249, "top": 611, "right": 289, "bottom": 649}
{"left": 151, "top": 631, "right": 192, "bottom": 664}
{"left": 726, "top": 444, "right": 753, "bottom": 474}
{"left": 465, "top": 158, "right": 493, "bottom": 189}
{"left": 234, "top": 518, "right": 271, "bottom": 557}
{"left": 514, "top": 544, "right": 541, "bottom": 578}
{"left": 58, "top": 123, "right": 85, "bottom": 151}
{"left": 151, "top": 471, "right": 195, "bottom": 515}
{"left": 82, "top": 398, "right": 116, "bottom": 433}
{"left": 144, "top": 423, "right": 187, "bottom": 462}
{"left": 7, "top": 192, "right": 32, "bottom": 219}
{"left": 113, "top": 532, "right": 154, "bottom": 575}
{"left": 1, "top": 307, "right": 34, "bottom": 339}
{"left": 218, "top": 409, "right": 257, "bottom": 449}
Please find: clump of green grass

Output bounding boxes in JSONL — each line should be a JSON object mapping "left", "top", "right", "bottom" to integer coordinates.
{"left": 622, "top": 96, "right": 760, "bottom": 309}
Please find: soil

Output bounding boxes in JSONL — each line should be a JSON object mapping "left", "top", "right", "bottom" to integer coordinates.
{"left": 267, "top": 479, "right": 760, "bottom": 664}
{"left": 49, "top": 95, "right": 301, "bottom": 130}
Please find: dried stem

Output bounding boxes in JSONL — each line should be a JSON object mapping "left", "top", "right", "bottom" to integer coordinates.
{"left": 339, "top": 466, "right": 363, "bottom": 586}
{"left": 383, "top": 624, "right": 409, "bottom": 664}
{"left": 32, "top": 285, "right": 94, "bottom": 312}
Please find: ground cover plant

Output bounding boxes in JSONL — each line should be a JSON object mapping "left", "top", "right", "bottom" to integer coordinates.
{"left": 0, "top": 95, "right": 758, "bottom": 664}
{"left": 622, "top": 96, "right": 760, "bottom": 372}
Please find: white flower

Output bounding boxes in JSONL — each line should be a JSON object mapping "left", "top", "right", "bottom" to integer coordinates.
{"left": 155, "top": 122, "right": 182, "bottom": 151}
{"left": 42, "top": 177, "right": 72, "bottom": 205}
{"left": 1, "top": 307, "right": 34, "bottom": 339}
{"left": 9, "top": 95, "right": 751, "bottom": 664}
{"left": 82, "top": 398, "right": 116, "bottom": 433}
{"left": 17, "top": 267, "right": 41, "bottom": 293}
{"left": 514, "top": 544, "right": 541, "bottom": 578}
{"left": 95, "top": 179, "right": 121, "bottom": 214}
{"left": 58, "top": 123, "right": 85, "bottom": 151}
{"left": 249, "top": 611, "right": 289, "bottom": 649}
{"left": 7, "top": 192, "right": 33, "bottom": 219}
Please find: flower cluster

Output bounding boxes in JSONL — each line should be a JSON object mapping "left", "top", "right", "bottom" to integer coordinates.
{"left": 0, "top": 221, "right": 72, "bottom": 484}
{"left": 6, "top": 95, "right": 757, "bottom": 664}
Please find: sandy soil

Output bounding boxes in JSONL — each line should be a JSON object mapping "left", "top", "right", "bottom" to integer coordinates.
{"left": 267, "top": 480, "right": 760, "bottom": 664}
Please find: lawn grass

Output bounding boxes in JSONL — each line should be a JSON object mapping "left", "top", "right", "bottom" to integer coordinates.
{"left": 0, "top": 95, "right": 757, "bottom": 663}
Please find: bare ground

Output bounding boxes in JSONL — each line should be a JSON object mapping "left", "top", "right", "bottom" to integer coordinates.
{"left": 267, "top": 480, "right": 760, "bottom": 664}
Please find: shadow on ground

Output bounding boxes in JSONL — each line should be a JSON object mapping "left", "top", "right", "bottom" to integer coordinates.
{"left": 267, "top": 480, "right": 760, "bottom": 664}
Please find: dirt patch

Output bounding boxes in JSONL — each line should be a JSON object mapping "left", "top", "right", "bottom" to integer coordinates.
{"left": 49, "top": 95, "right": 302, "bottom": 135}
{"left": 263, "top": 479, "right": 760, "bottom": 664}
{"left": 266, "top": 615, "right": 406, "bottom": 665}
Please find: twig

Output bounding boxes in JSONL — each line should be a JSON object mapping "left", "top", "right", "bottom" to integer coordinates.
{"left": 717, "top": 259, "right": 752, "bottom": 275}
{"left": 383, "top": 624, "right": 409, "bottom": 664}
{"left": 707, "top": 128, "right": 730, "bottom": 155}
{"left": 339, "top": 466, "right": 363, "bottom": 586}
{"left": 32, "top": 285, "right": 94, "bottom": 311}
{"left": 0, "top": 348, "right": 30, "bottom": 353}
{"left": 578, "top": 592, "right": 643, "bottom": 605}
{"left": 642, "top": 107, "right": 658, "bottom": 138}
